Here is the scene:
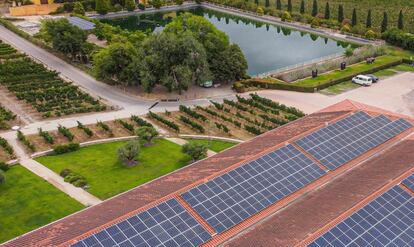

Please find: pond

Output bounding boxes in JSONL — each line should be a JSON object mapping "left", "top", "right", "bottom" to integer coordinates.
{"left": 101, "top": 7, "right": 350, "bottom": 76}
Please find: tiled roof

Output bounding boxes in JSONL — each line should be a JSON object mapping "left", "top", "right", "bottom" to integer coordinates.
{"left": 2, "top": 100, "right": 414, "bottom": 247}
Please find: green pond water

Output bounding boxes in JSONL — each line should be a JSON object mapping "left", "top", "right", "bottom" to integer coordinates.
{"left": 102, "top": 7, "right": 350, "bottom": 76}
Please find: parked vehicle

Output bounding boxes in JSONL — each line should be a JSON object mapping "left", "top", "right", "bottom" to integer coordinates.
{"left": 366, "top": 74, "right": 379, "bottom": 83}
{"left": 199, "top": 80, "right": 213, "bottom": 88}
{"left": 352, "top": 75, "right": 373, "bottom": 86}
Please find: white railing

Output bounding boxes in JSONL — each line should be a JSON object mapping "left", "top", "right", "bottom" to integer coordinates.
{"left": 257, "top": 52, "right": 344, "bottom": 78}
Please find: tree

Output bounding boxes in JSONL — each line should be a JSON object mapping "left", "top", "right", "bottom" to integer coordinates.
{"left": 381, "top": 12, "right": 388, "bottom": 33}
{"left": 338, "top": 5, "right": 344, "bottom": 23}
{"left": 0, "top": 170, "right": 5, "bottom": 185}
{"left": 324, "top": 2, "right": 330, "bottom": 19}
{"left": 174, "top": 0, "right": 183, "bottom": 5}
{"left": 96, "top": 0, "right": 110, "bottom": 15}
{"left": 164, "top": 13, "right": 247, "bottom": 84}
{"left": 265, "top": 0, "right": 269, "bottom": 8}
{"left": 140, "top": 32, "right": 211, "bottom": 93}
{"left": 182, "top": 142, "right": 207, "bottom": 162}
{"left": 73, "top": 1, "right": 85, "bottom": 15}
{"left": 125, "top": 0, "right": 136, "bottom": 11}
{"left": 287, "top": 0, "right": 292, "bottom": 12}
{"left": 311, "top": 0, "right": 318, "bottom": 17}
{"left": 300, "top": 0, "right": 305, "bottom": 14}
{"left": 151, "top": 0, "right": 163, "bottom": 9}
{"left": 118, "top": 140, "right": 140, "bottom": 167}
{"left": 135, "top": 126, "right": 159, "bottom": 146}
{"left": 398, "top": 10, "right": 404, "bottom": 30}
{"left": 93, "top": 42, "right": 139, "bottom": 87}
{"left": 276, "top": 0, "right": 281, "bottom": 10}
{"left": 39, "top": 19, "right": 87, "bottom": 59}
{"left": 254, "top": 0, "right": 258, "bottom": 5}
{"left": 351, "top": 8, "right": 357, "bottom": 26}
{"left": 366, "top": 9, "right": 372, "bottom": 28}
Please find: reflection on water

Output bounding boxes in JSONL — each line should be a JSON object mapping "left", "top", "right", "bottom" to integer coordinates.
{"left": 102, "top": 7, "right": 350, "bottom": 75}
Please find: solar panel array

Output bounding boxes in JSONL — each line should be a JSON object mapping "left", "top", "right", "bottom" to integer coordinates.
{"left": 67, "top": 17, "right": 96, "bottom": 30}
{"left": 71, "top": 198, "right": 211, "bottom": 247}
{"left": 309, "top": 186, "right": 414, "bottom": 247}
{"left": 181, "top": 144, "right": 326, "bottom": 233}
{"left": 402, "top": 173, "right": 414, "bottom": 192}
{"left": 296, "top": 112, "right": 413, "bottom": 170}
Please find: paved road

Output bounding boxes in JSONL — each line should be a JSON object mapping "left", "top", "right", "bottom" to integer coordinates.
{"left": 0, "top": 26, "right": 152, "bottom": 109}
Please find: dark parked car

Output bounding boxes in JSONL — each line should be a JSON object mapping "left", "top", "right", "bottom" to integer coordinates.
{"left": 366, "top": 74, "right": 379, "bottom": 83}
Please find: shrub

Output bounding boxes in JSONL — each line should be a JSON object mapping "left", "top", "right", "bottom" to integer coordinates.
{"left": 0, "top": 170, "right": 5, "bottom": 185}
{"left": 60, "top": 168, "right": 72, "bottom": 177}
{"left": 118, "top": 140, "right": 140, "bottom": 167}
{"left": 365, "top": 30, "right": 376, "bottom": 40}
{"left": 96, "top": 0, "right": 110, "bottom": 14}
{"left": 138, "top": 3, "right": 145, "bottom": 10}
{"left": 53, "top": 143, "right": 80, "bottom": 155}
{"left": 77, "top": 121, "right": 93, "bottom": 137}
{"left": 58, "top": 125, "right": 74, "bottom": 141}
{"left": 179, "top": 105, "right": 207, "bottom": 121}
{"left": 0, "top": 137, "right": 14, "bottom": 155}
{"left": 341, "top": 24, "right": 351, "bottom": 33}
{"left": 38, "top": 128, "right": 54, "bottom": 144}
{"left": 244, "top": 125, "right": 263, "bottom": 135}
{"left": 131, "top": 115, "right": 153, "bottom": 127}
{"left": 182, "top": 142, "right": 207, "bottom": 162}
{"left": 344, "top": 47, "right": 354, "bottom": 57}
{"left": 73, "top": 179, "right": 88, "bottom": 187}
{"left": 125, "top": 0, "right": 136, "bottom": 11}
{"left": 281, "top": 11, "right": 292, "bottom": 22}
{"left": 256, "top": 7, "right": 264, "bottom": 16}
{"left": 148, "top": 112, "right": 179, "bottom": 132}
{"left": 179, "top": 116, "right": 205, "bottom": 133}
{"left": 73, "top": 1, "right": 85, "bottom": 15}
{"left": 117, "top": 119, "right": 134, "bottom": 132}
{"left": 17, "top": 130, "right": 36, "bottom": 152}
{"left": 311, "top": 18, "right": 320, "bottom": 27}
{"left": 0, "top": 162, "right": 9, "bottom": 172}
{"left": 97, "top": 121, "right": 113, "bottom": 136}
{"left": 135, "top": 126, "right": 158, "bottom": 145}
{"left": 382, "top": 28, "right": 414, "bottom": 51}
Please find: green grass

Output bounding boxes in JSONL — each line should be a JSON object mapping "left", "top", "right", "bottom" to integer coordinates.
{"left": 392, "top": 64, "right": 414, "bottom": 72}
{"left": 186, "top": 139, "right": 237, "bottom": 152}
{"left": 36, "top": 139, "right": 191, "bottom": 199}
{"left": 0, "top": 165, "right": 83, "bottom": 244}
{"left": 293, "top": 56, "right": 402, "bottom": 87}
{"left": 373, "top": 69, "right": 397, "bottom": 77}
{"left": 320, "top": 80, "right": 360, "bottom": 95}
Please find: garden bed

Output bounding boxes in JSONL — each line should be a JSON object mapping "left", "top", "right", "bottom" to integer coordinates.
{"left": 0, "top": 165, "right": 84, "bottom": 243}
{"left": 35, "top": 139, "right": 191, "bottom": 199}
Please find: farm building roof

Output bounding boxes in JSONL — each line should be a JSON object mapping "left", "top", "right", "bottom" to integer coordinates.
{"left": 2, "top": 99, "right": 414, "bottom": 247}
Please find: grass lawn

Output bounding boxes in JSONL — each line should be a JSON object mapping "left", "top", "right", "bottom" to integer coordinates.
{"left": 320, "top": 80, "right": 360, "bottom": 95}
{"left": 36, "top": 139, "right": 191, "bottom": 199}
{"left": 293, "top": 56, "right": 402, "bottom": 87}
{"left": 373, "top": 69, "right": 398, "bottom": 77}
{"left": 0, "top": 165, "right": 83, "bottom": 244}
{"left": 186, "top": 139, "right": 237, "bottom": 152}
{"left": 392, "top": 64, "right": 414, "bottom": 72}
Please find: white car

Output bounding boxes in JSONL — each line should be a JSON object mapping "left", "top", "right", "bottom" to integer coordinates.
{"left": 352, "top": 75, "right": 372, "bottom": 86}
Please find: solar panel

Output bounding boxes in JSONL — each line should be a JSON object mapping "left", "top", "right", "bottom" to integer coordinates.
{"left": 67, "top": 17, "right": 96, "bottom": 30}
{"left": 309, "top": 186, "right": 414, "bottom": 247}
{"left": 402, "top": 173, "right": 414, "bottom": 192}
{"left": 297, "top": 115, "right": 412, "bottom": 170}
{"left": 71, "top": 198, "right": 211, "bottom": 247}
{"left": 181, "top": 144, "right": 326, "bottom": 233}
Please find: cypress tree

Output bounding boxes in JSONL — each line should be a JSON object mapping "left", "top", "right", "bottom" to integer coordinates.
{"left": 366, "top": 9, "right": 372, "bottom": 28}
{"left": 312, "top": 0, "right": 318, "bottom": 17}
{"left": 381, "top": 11, "right": 388, "bottom": 33}
{"left": 351, "top": 8, "right": 357, "bottom": 26}
{"left": 338, "top": 5, "right": 344, "bottom": 23}
{"left": 300, "top": 0, "right": 305, "bottom": 14}
{"left": 265, "top": 0, "right": 270, "bottom": 7}
{"left": 276, "top": 0, "right": 281, "bottom": 10}
{"left": 398, "top": 10, "right": 404, "bottom": 30}
{"left": 287, "top": 0, "right": 292, "bottom": 12}
{"left": 324, "top": 2, "right": 330, "bottom": 19}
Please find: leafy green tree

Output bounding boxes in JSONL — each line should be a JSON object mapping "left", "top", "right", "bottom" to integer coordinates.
{"left": 73, "top": 1, "right": 85, "bottom": 15}
{"left": 125, "top": 0, "right": 136, "bottom": 11}
{"left": 351, "top": 8, "right": 357, "bottom": 26}
{"left": 140, "top": 32, "right": 211, "bottom": 93}
{"left": 164, "top": 13, "right": 247, "bottom": 83}
{"left": 135, "top": 126, "right": 159, "bottom": 146}
{"left": 151, "top": 0, "right": 163, "bottom": 9}
{"left": 93, "top": 42, "right": 139, "bottom": 87}
{"left": 366, "top": 9, "right": 372, "bottom": 28}
{"left": 338, "top": 5, "right": 344, "bottom": 23}
{"left": 324, "top": 2, "right": 330, "bottom": 19}
{"left": 276, "top": 0, "right": 281, "bottom": 10}
{"left": 0, "top": 170, "right": 5, "bottom": 185}
{"left": 265, "top": 0, "right": 269, "bottom": 8}
{"left": 398, "top": 10, "right": 404, "bottom": 30}
{"left": 96, "top": 0, "right": 110, "bottom": 15}
{"left": 300, "top": 0, "right": 305, "bottom": 14}
{"left": 39, "top": 19, "right": 87, "bottom": 59}
{"left": 287, "top": 0, "right": 292, "bottom": 12}
{"left": 311, "top": 0, "right": 318, "bottom": 17}
{"left": 182, "top": 142, "right": 207, "bottom": 162}
{"left": 174, "top": 0, "right": 183, "bottom": 5}
{"left": 381, "top": 11, "right": 388, "bottom": 33}
{"left": 118, "top": 140, "right": 140, "bottom": 167}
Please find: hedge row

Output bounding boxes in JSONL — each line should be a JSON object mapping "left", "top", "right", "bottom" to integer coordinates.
{"left": 53, "top": 143, "right": 80, "bottom": 155}
{"left": 179, "top": 116, "right": 205, "bottom": 133}
{"left": 17, "top": 130, "right": 36, "bottom": 152}
{"left": 0, "top": 137, "right": 14, "bottom": 156}
{"left": 38, "top": 128, "right": 54, "bottom": 144}
{"left": 179, "top": 105, "right": 208, "bottom": 121}
{"left": 131, "top": 115, "right": 153, "bottom": 127}
{"left": 148, "top": 112, "right": 179, "bottom": 132}
{"left": 77, "top": 121, "right": 93, "bottom": 137}
{"left": 60, "top": 167, "right": 87, "bottom": 188}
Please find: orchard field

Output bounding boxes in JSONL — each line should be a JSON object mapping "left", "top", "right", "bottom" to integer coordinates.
{"left": 245, "top": 0, "right": 414, "bottom": 33}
